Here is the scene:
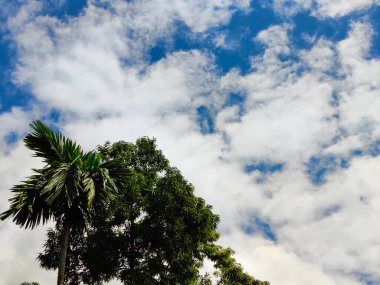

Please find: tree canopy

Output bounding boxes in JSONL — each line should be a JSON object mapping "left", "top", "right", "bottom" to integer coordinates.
{"left": 1, "top": 121, "right": 127, "bottom": 285}
{"left": 38, "top": 138, "right": 269, "bottom": 285}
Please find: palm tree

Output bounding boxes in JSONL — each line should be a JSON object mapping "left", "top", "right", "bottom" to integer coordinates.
{"left": 1, "top": 120, "right": 126, "bottom": 285}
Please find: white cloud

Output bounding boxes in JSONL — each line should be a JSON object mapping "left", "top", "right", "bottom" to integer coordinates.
{"left": 272, "top": 0, "right": 380, "bottom": 17}
{"left": 224, "top": 74, "right": 336, "bottom": 163}
{"left": 337, "top": 22, "right": 380, "bottom": 143}
{"left": 324, "top": 135, "right": 364, "bottom": 155}
{"left": 2, "top": 2, "right": 380, "bottom": 285}
{"left": 299, "top": 39, "right": 336, "bottom": 72}
{"left": 277, "top": 155, "right": 380, "bottom": 280}
{"left": 314, "top": 0, "right": 380, "bottom": 17}
{"left": 0, "top": 141, "right": 55, "bottom": 285}
{"left": 211, "top": 21, "right": 380, "bottom": 284}
{"left": 219, "top": 232, "right": 361, "bottom": 285}
{"left": 0, "top": 107, "right": 31, "bottom": 151}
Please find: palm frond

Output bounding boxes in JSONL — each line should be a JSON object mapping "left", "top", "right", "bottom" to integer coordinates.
{"left": 24, "top": 120, "right": 83, "bottom": 165}
{"left": 0, "top": 172, "right": 52, "bottom": 229}
{"left": 82, "top": 151, "right": 101, "bottom": 172}
{"left": 40, "top": 163, "right": 82, "bottom": 209}
{"left": 2, "top": 120, "right": 131, "bottom": 231}
{"left": 100, "top": 159, "right": 132, "bottom": 184}
{"left": 83, "top": 176, "right": 96, "bottom": 207}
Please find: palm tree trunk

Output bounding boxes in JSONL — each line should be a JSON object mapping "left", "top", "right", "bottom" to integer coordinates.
{"left": 57, "top": 218, "right": 70, "bottom": 285}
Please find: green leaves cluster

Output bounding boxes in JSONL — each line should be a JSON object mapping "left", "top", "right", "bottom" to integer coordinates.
{"left": 1, "top": 121, "right": 128, "bottom": 285}
{"left": 0, "top": 121, "right": 125, "bottom": 229}
{"left": 2, "top": 121, "right": 269, "bottom": 285}
{"left": 202, "top": 244, "right": 269, "bottom": 285}
{"left": 38, "top": 138, "right": 269, "bottom": 285}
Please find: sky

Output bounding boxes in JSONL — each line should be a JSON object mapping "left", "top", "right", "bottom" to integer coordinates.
{"left": 1, "top": 0, "right": 380, "bottom": 284}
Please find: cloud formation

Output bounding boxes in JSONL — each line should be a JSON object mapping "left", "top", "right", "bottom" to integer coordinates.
{"left": 1, "top": 1, "right": 380, "bottom": 285}
{"left": 273, "top": 0, "right": 380, "bottom": 17}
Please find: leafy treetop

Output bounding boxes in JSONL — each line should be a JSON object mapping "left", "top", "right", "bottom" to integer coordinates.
{"left": 38, "top": 138, "right": 269, "bottom": 285}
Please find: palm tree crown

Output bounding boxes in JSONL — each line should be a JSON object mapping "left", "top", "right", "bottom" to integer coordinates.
{"left": 0, "top": 120, "right": 127, "bottom": 285}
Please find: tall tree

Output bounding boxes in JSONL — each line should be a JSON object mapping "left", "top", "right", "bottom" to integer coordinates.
{"left": 0, "top": 121, "right": 126, "bottom": 285}
{"left": 38, "top": 138, "right": 269, "bottom": 285}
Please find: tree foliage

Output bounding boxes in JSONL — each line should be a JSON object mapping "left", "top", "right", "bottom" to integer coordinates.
{"left": 38, "top": 138, "right": 269, "bottom": 285}
{"left": 202, "top": 244, "right": 269, "bottom": 285}
{"left": 1, "top": 121, "right": 127, "bottom": 285}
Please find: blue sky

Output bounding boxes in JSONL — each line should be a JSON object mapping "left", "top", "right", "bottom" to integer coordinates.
{"left": 1, "top": 1, "right": 380, "bottom": 284}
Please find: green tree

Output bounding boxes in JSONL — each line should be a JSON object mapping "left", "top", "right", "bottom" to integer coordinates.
{"left": 38, "top": 138, "right": 269, "bottom": 285}
{"left": 1, "top": 121, "right": 126, "bottom": 285}
{"left": 202, "top": 244, "right": 269, "bottom": 285}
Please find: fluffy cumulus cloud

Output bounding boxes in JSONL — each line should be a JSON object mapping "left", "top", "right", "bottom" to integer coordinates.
{"left": 273, "top": 0, "right": 380, "bottom": 17}
{"left": 314, "top": 0, "right": 380, "bottom": 17}
{"left": 2, "top": 0, "right": 380, "bottom": 285}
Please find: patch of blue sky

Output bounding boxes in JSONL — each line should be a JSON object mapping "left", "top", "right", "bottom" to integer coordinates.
{"left": 330, "top": 91, "right": 340, "bottom": 108}
{"left": 0, "top": 0, "right": 88, "bottom": 115}
{"left": 308, "top": 155, "right": 340, "bottom": 185}
{"left": 0, "top": 21, "right": 23, "bottom": 112}
{"left": 0, "top": 84, "right": 32, "bottom": 112}
{"left": 148, "top": 21, "right": 198, "bottom": 64}
{"left": 307, "top": 153, "right": 355, "bottom": 185}
{"left": 225, "top": 92, "right": 244, "bottom": 106}
{"left": 368, "top": 6, "right": 380, "bottom": 58}
{"left": 242, "top": 216, "right": 277, "bottom": 242}
{"left": 348, "top": 139, "right": 380, "bottom": 158}
{"left": 307, "top": 155, "right": 339, "bottom": 185}
{"left": 4, "top": 131, "right": 18, "bottom": 145}
{"left": 40, "top": 0, "right": 87, "bottom": 20}
{"left": 43, "top": 109, "right": 61, "bottom": 123}
{"left": 245, "top": 161, "right": 284, "bottom": 174}
{"left": 149, "top": 44, "right": 167, "bottom": 64}
{"left": 351, "top": 149, "right": 364, "bottom": 156}
{"left": 91, "top": 0, "right": 116, "bottom": 12}
{"left": 152, "top": 0, "right": 378, "bottom": 77}
{"left": 148, "top": 2, "right": 281, "bottom": 74}
{"left": 321, "top": 204, "right": 342, "bottom": 218}
{"left": 0, "top": 1, "right": 24, "bottom": 22}
{"left": 355, "top": 272, "right": 380, "bottom": 285}
{"left": 340, "top": 158, "right": 350, "bottom": 169}
{"left": 369, "top": 140, "right": 380, "bottom": 156}
{"left": 0, "top": 0, "right": 88, "bottom": 22}
{"left": 0, "top": 41, "right": 33, "bottom": 112}
{"left": 197, "top": 106, "right": 215, "bottom": 134}
{"left": 308, "top": 139, "right": 380, "bottom": 185}
{"left": 282, "top": 0, "right": 380, "bottom": 53}
{"left": 224, "top": 92, "right": 245, "bottom": 116}
{"left": 210, "top": 2, "right": 281, "bottom": 74}
{"left": 39, "top": 115, "right": 62, "bottom": 133}
{"left": 0, "top": 8, "right": 26, "bottom": 114}
{"left": 291, "top": 12, "right": 349, "bottom": 50}
{"left": 0, "top": 36, "right": 32, "bottom": 112}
